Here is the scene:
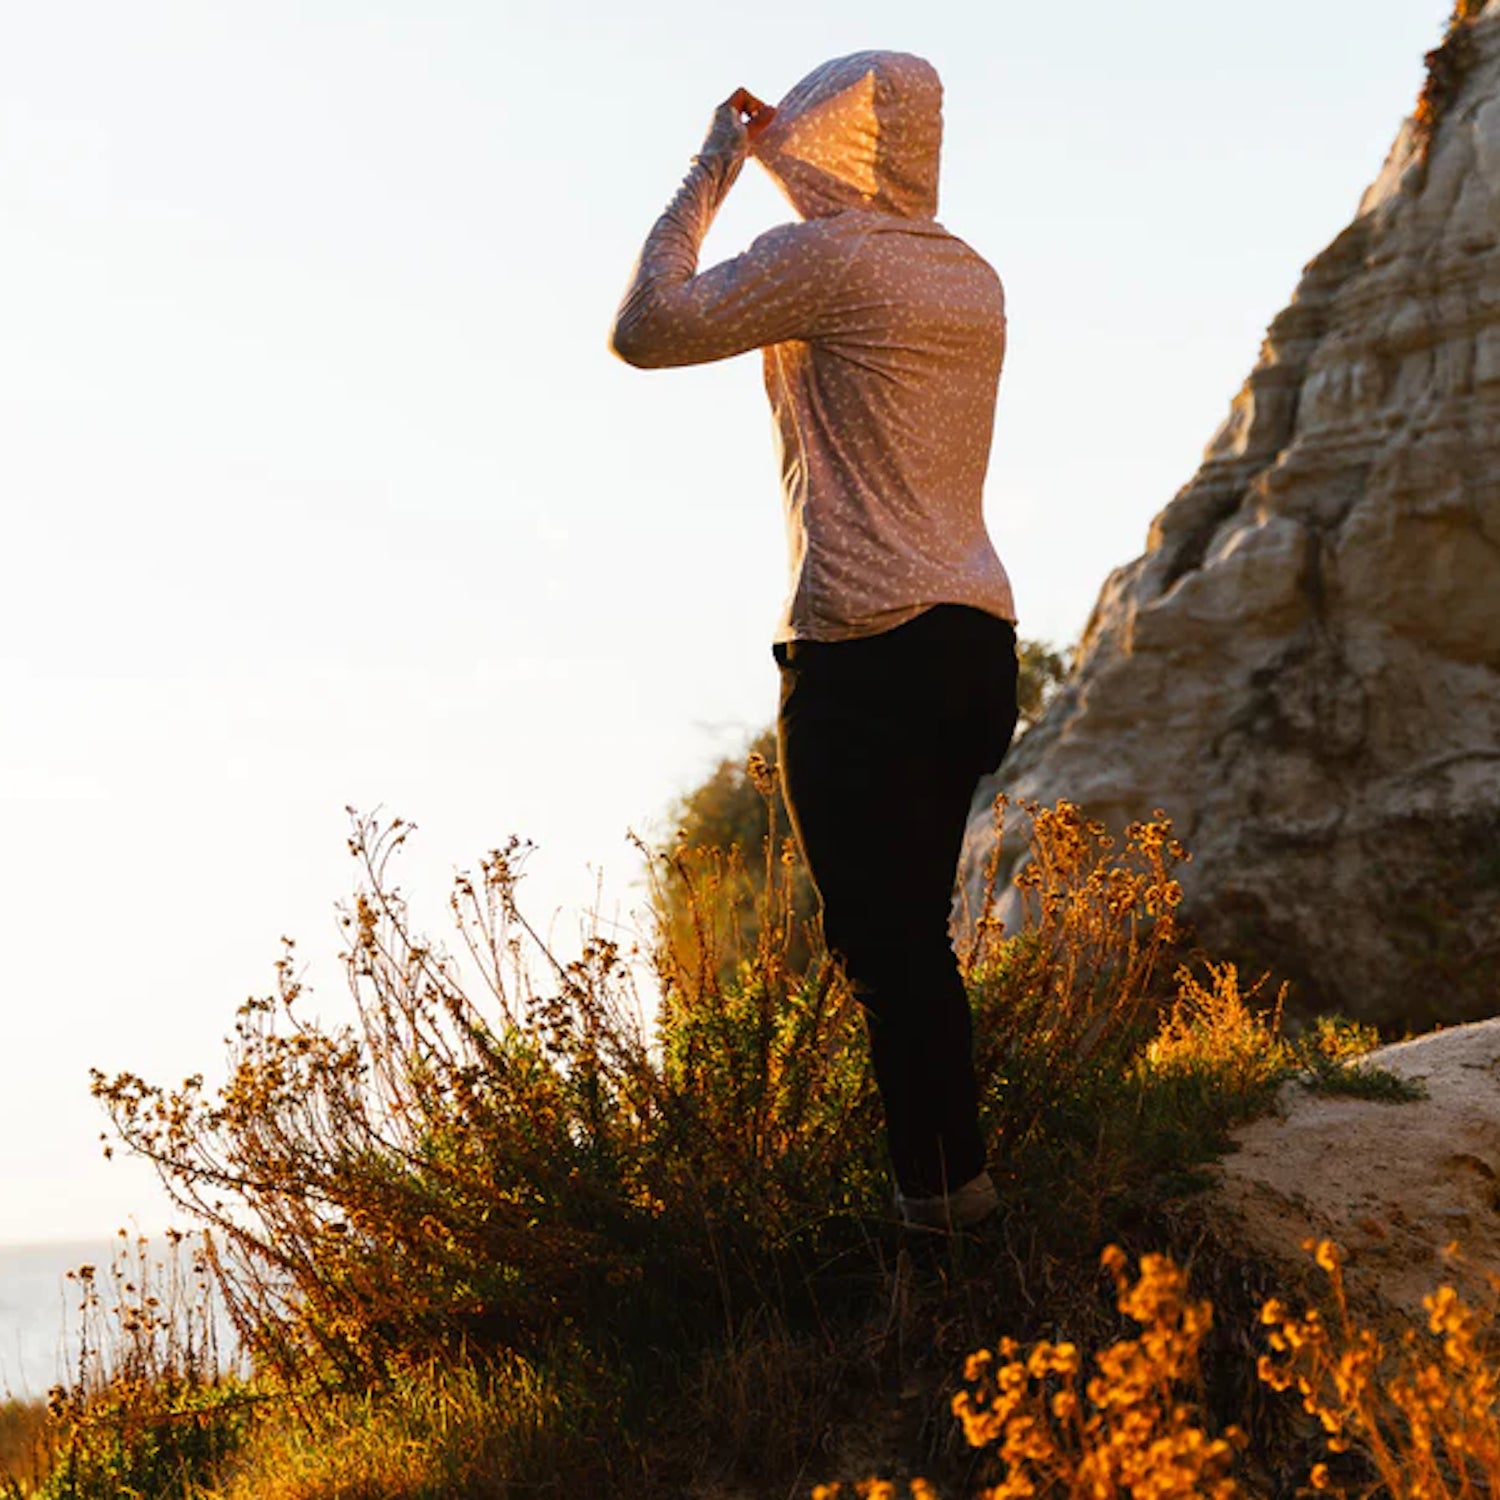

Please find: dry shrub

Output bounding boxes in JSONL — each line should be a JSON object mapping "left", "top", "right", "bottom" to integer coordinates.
{"left": 959, "top": 800, "right": 1194, "bottom": 1224}
{"left": 892, "top": 1242, "right": 1500, "bottom": 1500}
{"left": 87, "top": 796, "right": 1205, "bottom": 1394}
{"left": 1143, "top": 963, "right": 1284, "bottom": 1094}
{"left": 966, "top": 798, "right": 1187, "bottom": 1119}
{"left": 647, "top": 753, "right": 881, "bottom": 1226}
{"left": 18, "top": 1232, "right": 251, "bottom": 1500}
{"left": 1145, "top": 965, "right": 1419, "bottom": 1110}
{"left": 91, "top": 808, "right": 878, "bottom": 1391}
{"left": 652, "top": 732, "right": 820, "bottom": 980}
{"left": 960, "top": 803, "right": 1408, "bottom": 1234}
{"left": 949, "top": 1246, "right": 1246, "bottom": 1500}
{"left": 1261, "top": 1240, "right": 1500, "bottom": 1498}
{"left": 76, "top": 793, "right": 1286, "bottom": 1495}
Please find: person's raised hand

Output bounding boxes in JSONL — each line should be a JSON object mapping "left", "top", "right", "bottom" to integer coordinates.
{"left": 727, "top": 87, "right": 777, "bottom": 141}
{"left": 695, "top": 87, "right": 777, "bottom": 167}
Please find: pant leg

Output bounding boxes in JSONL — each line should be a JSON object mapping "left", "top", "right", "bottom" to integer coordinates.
{"left": 775, "top": 607, "right": 1019, "bottom": 1198}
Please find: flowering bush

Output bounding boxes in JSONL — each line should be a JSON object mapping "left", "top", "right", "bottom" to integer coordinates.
{"left": 951, "top": 1247, "right": 1245, "bottom": 1500}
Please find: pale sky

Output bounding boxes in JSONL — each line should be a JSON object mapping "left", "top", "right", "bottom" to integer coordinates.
{"left": 1, "top": 0, "right": 1450, "bottom": 1244}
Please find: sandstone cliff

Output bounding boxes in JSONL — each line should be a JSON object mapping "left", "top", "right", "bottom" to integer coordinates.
{"left": 967, "top": 5, "right": 1500, "bottom": 1030}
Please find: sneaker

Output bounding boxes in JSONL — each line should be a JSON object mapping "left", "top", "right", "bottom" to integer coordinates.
{"left": 896, "top": 1170, "right": 999, "bottom": 1231}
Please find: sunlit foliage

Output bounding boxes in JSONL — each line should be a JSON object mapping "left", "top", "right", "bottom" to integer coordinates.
{"left": 12, "top": 781, "right": 1444, "bottom": 1499}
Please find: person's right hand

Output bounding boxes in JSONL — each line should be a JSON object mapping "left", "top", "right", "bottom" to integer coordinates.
{"left": 727, "top": 87, "right": 776, "bottom": 141}
{"left": 695, "top": 87, "right": 777, "bottom": 166}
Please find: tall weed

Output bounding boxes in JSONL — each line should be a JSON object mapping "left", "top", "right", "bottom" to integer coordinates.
{"left": 91, "top": 808, "right": 877, "bottom": 1390}
{"left": 9, "top": 1233, "right": 250, "bottom": 1500}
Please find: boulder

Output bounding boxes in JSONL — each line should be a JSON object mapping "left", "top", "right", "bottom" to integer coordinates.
{"left": 966, "top": 4, "right": 1500, "bottom": 1030}
{"left": 1211, "top": 1019, "right": 1500, "bottom": 1325}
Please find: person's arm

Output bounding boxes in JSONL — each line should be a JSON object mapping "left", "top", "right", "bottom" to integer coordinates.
{"left": 609, "top": 96, "right": 854, "bottom": 368}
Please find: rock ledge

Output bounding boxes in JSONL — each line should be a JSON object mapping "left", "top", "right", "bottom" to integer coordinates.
{"left": 1211, "top": 1019, "right": 1500, "bottom": 1322}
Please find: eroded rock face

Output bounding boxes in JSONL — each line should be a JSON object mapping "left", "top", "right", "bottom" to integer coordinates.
{"left": 966, "top": 6, "right": 1500, "bottom": 1030}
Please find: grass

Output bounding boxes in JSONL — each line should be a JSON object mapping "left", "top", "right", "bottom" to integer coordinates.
{"left": 9, "top": 790, "right": 1454, "bottom": 1498}
{"left": 204, "top": 1348, "right": 613, "bottom": 1500}
{"left": 0, "top": 1403, "right": 48, "bottom": 1492}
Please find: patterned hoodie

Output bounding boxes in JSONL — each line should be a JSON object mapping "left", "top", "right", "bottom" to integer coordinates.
{"left": 610, "top": 50, "right": 1016, "bottom": 643}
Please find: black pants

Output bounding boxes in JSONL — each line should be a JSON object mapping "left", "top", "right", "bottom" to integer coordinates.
{"left": 774, "top": 604, "right": 1020, "bottom": 1199}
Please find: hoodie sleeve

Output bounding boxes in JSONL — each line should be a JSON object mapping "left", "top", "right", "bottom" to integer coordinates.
{"left": 609, "top": 153, "right": 859, "bottom": 369}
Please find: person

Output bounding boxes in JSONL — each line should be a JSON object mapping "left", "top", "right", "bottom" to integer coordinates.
{"left": 609, "top": 51, "right": 1019, "bottom": 1231}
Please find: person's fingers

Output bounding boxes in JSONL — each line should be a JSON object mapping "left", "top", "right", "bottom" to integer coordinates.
{"left": 746, "top": 102, "right": 777, "bottom": 141}
{"left": 725, "top": 87, "right": 777, "bottom": 139}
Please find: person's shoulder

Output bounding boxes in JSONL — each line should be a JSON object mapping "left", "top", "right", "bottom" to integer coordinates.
{"left": 741, "top": 214, "right": 1003, "bottom": 302}
{"left": 830, "top": 212, "right": 996, "bottom": 264}
{"left": 834, "top": 213, "right": 1002, "bottom": 281}
{"left": 745, "top": 215, "right": 872, "bottom": 258}
{"left": 922, "top": 220, "right": 1005, "bottom": 296}
{"left": 932, "top": 222, "right": 1000, "bottom": 271}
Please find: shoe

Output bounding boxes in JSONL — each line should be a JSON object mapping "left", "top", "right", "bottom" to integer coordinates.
{"left": 896, "top": 1170, "right": 999, "bottom": 1231}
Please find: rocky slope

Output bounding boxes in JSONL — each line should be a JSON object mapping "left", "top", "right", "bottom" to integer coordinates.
{"left": 967, "top": 4, "right": 1500, "bottom": 1030}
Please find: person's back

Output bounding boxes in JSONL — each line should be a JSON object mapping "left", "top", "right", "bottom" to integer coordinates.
{"left": 755, "top": 206, "right": 1009, "bottom": 640}
{"left": 610, "top": 50, "right": 1015, "bottom": 642}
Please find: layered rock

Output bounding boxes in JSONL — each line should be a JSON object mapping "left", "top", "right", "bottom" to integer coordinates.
{"left": 966, "top": 4, "right": 1500, "bottom": 1030}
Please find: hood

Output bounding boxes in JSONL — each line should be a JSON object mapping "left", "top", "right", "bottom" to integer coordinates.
{"left": 750, "top": 50, "right": 942, "bottom": 221}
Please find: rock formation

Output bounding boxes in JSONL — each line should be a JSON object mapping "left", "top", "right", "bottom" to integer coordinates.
{"left": 1211, "top": 1019, "right": 1500, "bottom": 1325}
{"left": 967, "top": 4, "right": 1500, "bottom": 1030}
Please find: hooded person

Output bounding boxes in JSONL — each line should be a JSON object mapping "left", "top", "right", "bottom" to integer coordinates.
{"left": 610, "top": 52, "right": 1021, "bottom": 1231}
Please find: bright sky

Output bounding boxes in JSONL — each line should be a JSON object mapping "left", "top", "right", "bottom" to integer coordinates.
{"left": 1, "top": 1, "right": 1450, "bottom": 1245}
